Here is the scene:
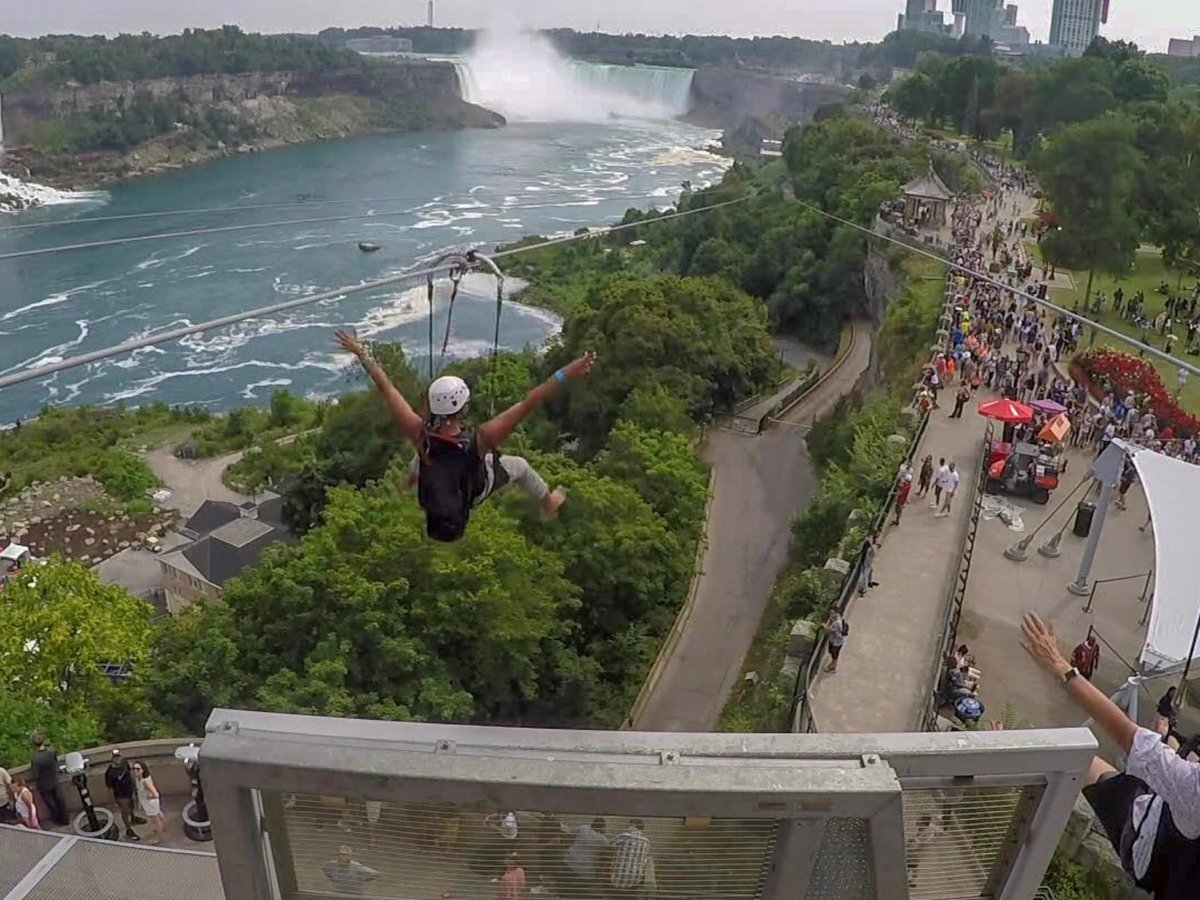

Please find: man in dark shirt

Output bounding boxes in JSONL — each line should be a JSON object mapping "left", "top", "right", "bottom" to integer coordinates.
{"left": 29, "top": 732, "right": 67, "bottom": 826}
{"left": 104, "top": 749, "right": 142, "bottom": 841}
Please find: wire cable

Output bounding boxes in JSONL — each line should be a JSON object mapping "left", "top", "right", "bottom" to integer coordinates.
{"left": 0, "top": 197, "right": 748, "bottom": 391}
{"left": 0, "top": 190, "right": 724, "bottom": 260}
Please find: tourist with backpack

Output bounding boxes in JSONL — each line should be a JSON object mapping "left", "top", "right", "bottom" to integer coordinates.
{"left": 335, "top": 330, "right": 596, "bottom": 542}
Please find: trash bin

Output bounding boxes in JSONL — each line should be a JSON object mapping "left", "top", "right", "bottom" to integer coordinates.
{"left": 1073, "top": 501, "right": 1096, "bottom": 538}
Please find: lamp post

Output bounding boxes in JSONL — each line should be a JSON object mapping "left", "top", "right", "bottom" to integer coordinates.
{"left": 1067, "top": 442, "right": 1126, "bottom": 597}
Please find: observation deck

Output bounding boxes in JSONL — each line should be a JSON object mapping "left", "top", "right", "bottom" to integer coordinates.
{"left": 0, "top": 710, "right": 1095, "bottom": 900}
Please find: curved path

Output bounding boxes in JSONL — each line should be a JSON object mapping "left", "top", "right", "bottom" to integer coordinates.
{"left": 633, "top": 320, "right": 873, "bottom": 731}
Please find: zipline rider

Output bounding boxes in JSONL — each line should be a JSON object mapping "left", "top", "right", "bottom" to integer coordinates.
{"left": 335, "top": 330, "right": 596, "bottom": 542}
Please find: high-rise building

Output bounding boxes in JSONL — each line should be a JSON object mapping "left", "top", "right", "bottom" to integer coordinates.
{"left": 960, "top": 0, "right": 1030, "bottom": 46}
{"left": 899, "top": 0, "right": 952, "bottom": 34}
{"left": 1049, "top": 0, "right": 1108, "bottom": 57}
{"left": 1168, "top": 36, "right": 1200, "bottom": 58}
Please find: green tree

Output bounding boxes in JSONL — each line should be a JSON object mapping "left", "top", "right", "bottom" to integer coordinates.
{"left": 0, "top": 559, "right": 156, "bottom": 760}
{"left": 887, "top": 73, "right": 935, "bottom": 122}
{"left": 1114, "top": 59, "right": 1171, "bottom": 105}
{"left": 269, "top": 388, "right": 306, "bottom": 428}
{"left": 1037, "top": 114, "right": 1143, "bottom": 304}
{"left": 594, "top": 421, "right": 708, "bottom": 532}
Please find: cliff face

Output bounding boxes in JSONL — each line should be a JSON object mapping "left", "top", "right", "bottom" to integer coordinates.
{"left": 2, "top": 61, "right": 477, "bottom": 144}
{"left": 685, "top": 69, "right": 851, "bottom": 133}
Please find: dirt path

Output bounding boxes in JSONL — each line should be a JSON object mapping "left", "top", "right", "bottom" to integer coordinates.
{"left": 633, "top": 321, "right": 873, "bottom": 731}
{"left": 144, "top": 447, "right": 249, "bottom": 519}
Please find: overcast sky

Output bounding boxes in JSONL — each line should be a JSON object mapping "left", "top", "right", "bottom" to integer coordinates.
{"left": 3, "top": 1, "right": 1193, "bottom": 54}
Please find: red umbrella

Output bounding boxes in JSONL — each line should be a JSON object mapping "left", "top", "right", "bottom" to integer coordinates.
{"left": 978, "top": 398, "right": 1034, "bottom": 424}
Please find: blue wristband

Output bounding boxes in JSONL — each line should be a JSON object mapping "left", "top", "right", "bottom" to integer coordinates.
{"left": 555, "top": 369, "right": 566, "bottom": 383}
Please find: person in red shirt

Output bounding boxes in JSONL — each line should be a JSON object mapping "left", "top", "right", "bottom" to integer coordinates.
{"left": 499, "top": 854, "right": 526, "bottom": 900}
{"left": 1071, "top": 634, "right": 1101, "bottom": 681}
{"left": 893, "top": 461, "right": 914, "bottom": 525}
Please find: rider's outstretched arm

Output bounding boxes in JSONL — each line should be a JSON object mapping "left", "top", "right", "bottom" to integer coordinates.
{"left": 336, "top": 331, "right": 423, "bottom": 445}
{"left": 478, "top": 352, "right": 596, "bottom": 453}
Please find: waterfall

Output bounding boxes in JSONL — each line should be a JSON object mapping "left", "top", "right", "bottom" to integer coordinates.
{"left": 456, "top": 29, "right": 694, "bottom": 123}
{"left": 0, "top": 172, "right": 103, "bottom": 214}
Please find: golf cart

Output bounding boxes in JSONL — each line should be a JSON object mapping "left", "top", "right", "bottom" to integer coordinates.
{"left": 986, "top": 440, "right": 1061, "bottom": 505}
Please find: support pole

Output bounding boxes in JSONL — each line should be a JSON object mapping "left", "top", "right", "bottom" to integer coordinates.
{"left": 1067, "top": 443, "right": 1125, "bottom": 597}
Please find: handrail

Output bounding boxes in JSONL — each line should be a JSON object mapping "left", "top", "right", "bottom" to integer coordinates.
{"left": 1081, "top": 570, "right": 1153, "bottom": 615}
{"left": 921, "top": 418, "right": 993, "bottom": 731}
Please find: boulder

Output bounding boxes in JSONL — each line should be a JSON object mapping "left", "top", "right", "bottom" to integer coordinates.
{"left": 83, "top": 538, "right": 96, "bottom": 547}
{"left": 789, "top": 618, "right": 820, "bottom": 658}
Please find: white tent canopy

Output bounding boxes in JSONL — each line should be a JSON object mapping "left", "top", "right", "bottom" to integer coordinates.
{"left": 1125, "top": 442, "right": 1200, "bottom": 673}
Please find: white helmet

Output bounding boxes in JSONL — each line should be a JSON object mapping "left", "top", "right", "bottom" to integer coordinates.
{"left": 428, "top": 375, "right": 471, "bottom": 416}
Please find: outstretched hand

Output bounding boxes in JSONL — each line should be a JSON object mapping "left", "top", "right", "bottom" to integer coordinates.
{"left": 1021, "top": 612, "right": 1070, "bottom": 678}
{"left": 561, "top": 351, "right": 598, "bottom": 381}
{"left": 334, "top": 330, "right": 367, "bottom": 359}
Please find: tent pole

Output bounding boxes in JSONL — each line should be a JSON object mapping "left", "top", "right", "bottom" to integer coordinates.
{"left": 1178, "top": 608, "right": 1200, "bottom": 700}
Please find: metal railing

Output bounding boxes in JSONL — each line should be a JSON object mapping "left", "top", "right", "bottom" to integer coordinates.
{"left": 921, "top": 420, "right": 994, "bottom": 732}
{"left": 197, "top": 709, "right": 1096, "bottom": 900}
{"left": 1081, "top": 570, "right": 1154, "bottom": 618}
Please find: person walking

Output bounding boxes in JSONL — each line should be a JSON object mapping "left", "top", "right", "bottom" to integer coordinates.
{"left": 562, "top": 818, "right": 608, "bottom": 898}
{"left": 857, "top": 531, "right": 880, "bottom": 594}
{"left": 949, "top": 385, "right": 970, "bottom": 419}
{"left": 932, "top": 458, "right": 949, "bottom": 509}
{"left": 824, "top": 611, "right": 848, "bottom": 674}
{"left": 1071, "top": 634, "right": 1101, "bottom": 681}
{"left": 132, "top": 761, "right": 165, "bottom": 845}
{"left": 29, "top": 733, "right": 67, "bottom": 827}
{"left": 321, "top": 846, "right": 379, "bottom": 896}
{"left": 106, "top": 749, "right": 142, "bottom": 841}
{"left": 936, "top": 462, "right": 960, "bottom": 518}
{"left": 499, "top": 853, "right": 527, "bottom": 900}
{"left": 609, "top": 820, "right": 652, "bottom": 896}
{"left": 894, "top": 462, "right": 914, "bottom": 525}
{"left": 917, "top": 455, "right": 934, "bottom": 498}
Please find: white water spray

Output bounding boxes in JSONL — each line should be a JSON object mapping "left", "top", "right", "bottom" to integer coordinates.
{"left": 0, "top": 172, "right": 104, "bottom": 214}
{"left": 457, "top": 27, "right": 694, "bottom": 123}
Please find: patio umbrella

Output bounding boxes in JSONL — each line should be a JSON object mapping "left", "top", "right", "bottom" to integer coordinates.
{"left": 1038, "top": 414, "right": 1071, "bottom": 444}
{"left": 978, "top": 398, "right": 1034, "bottom": 424}
{"left": 1031, "top": 398, "right": 1068, "bottom": 416}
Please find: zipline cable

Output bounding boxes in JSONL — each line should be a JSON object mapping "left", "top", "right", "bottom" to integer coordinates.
{"left": 788, "top": 196, "right": 1200, "bottom": 383}
{"left": 0, "top": 197, "right": 749, "bottom": 392}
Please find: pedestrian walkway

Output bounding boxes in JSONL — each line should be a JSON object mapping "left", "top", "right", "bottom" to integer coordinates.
{"left": 634, "top": 322, "right": 872, "bottom": 731}
{"left": 807, "top": 403, "right": 988, "bottom": 733}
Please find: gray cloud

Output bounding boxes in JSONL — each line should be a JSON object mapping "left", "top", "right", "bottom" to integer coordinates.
{"left": 2, "top": 0, "right": 1189, "bottom": 53}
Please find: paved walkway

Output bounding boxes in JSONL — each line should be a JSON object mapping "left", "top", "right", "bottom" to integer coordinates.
{"left": 634, "top": 321, "right": 872, "bottom": 731}
{"left": 807, "top": 402, "right": 988, "bottom": 732}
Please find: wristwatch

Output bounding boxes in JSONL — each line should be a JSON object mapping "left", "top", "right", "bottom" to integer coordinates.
{"left": 1059, "top": 666, "right": 1080, "bottom": 686}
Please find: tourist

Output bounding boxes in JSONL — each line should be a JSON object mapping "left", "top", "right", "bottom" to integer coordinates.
{"left": 562, "top": 818, "right": 608, "bottom": 897}
{"left": 936, "top": 462, "right": 960, "bottom": 518}
{"left": 499, "top": 854, "right": 526, "bottom": 900}
{"left": 484, "top": 810, "right": 520, "bottom": 877}
{"left": 894, "top": 462, "right": 914, "bottom": 525}
{"left": 29, "top": 733, "right": 67, "bottom": 827}
{"left": 823, "top": 610, "right": 848, "bottom": 674}
{"left": 1116, "top": 462, "right": 1137, "bottom": 511}
{"left": 1022, "top": 612, "right": 1200, "bottom": 899}
{"left": 132, "top": 760, "right": 164, "bottom": 845}
{"left": 1156, "top": 688, "right": 1185, "bottom": 747}
{"left": 906, "top": 814, "right": 941, "bottom": 890}
{"left": 12, "top": 776, "right": 40, "bottom": 830}
{"left": 321, "top": 846, "right": 379, "bottom": 896}
{"left": 932, "top": 458, "right": 949, "bottom": 508}
{"left": 0, "top": 765, "right": 12, "bottom": 820}
{"left": 105, "top": 749, "right": 143, "bottom": 841}
{"left": 1071, "top": 634, "right": 1101, "bottom": 681}
{"left": 857, "top": 531, "right": 880, "bottom": 594}
{"left": 917, "top": 455, "right": 934, "bottom": 497}
{"left": 949, "top": 384, "right": 970, "bottom": 419}
{"left": 609, "top": 820, "right": 652, "bottom": 895}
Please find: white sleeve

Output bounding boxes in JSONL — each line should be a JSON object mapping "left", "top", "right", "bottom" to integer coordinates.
{"left": 1125, "top": 726, "right": 1200, "bottom": 840}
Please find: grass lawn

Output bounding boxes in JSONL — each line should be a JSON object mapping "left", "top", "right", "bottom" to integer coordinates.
{"left": 1027, "top": 243, "right": 1200, "bottom": 413}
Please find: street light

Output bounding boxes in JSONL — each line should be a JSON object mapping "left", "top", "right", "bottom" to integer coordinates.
{"left": 62, "top": 752, "right": 118, "bottom": 840}
{"left": 174, "top": 743, "right": 212, "bottom": 842}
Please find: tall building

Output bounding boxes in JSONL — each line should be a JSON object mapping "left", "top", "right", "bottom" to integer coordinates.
{"left": 1168, "top": 36, "right": 1200, "bottom": 58}
{"left": 899, "top": 0, "right": 952, "bottom": 34}
{"left": 1049, "top": 0, "right": 1108, "bottom": 57}
{"left": 960, "top": 0, "right": 1031, "bottom": 46}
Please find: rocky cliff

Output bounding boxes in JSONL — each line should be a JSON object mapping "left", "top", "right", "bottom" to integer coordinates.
{"left": 685, "top": 69, "right": 851, "bottom": 134}
{"left": 1, "top": 60, "right": 502, "bottom": 188}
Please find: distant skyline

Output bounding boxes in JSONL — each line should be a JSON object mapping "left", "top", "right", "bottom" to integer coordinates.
{"left": 2, "top": 1, "right": 1192, "bottom": 54}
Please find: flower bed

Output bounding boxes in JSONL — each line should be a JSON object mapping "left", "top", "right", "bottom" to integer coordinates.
{"left": 1074, "top": 348, "right": 1200, "bottom": 436}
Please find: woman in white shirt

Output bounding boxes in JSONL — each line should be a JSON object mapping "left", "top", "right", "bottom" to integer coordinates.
{"left": 132, "top": 761, "right": 164, "bottom": 845}
{"left": 1023, "top": 613, "right": 1200, "bottom": 899}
